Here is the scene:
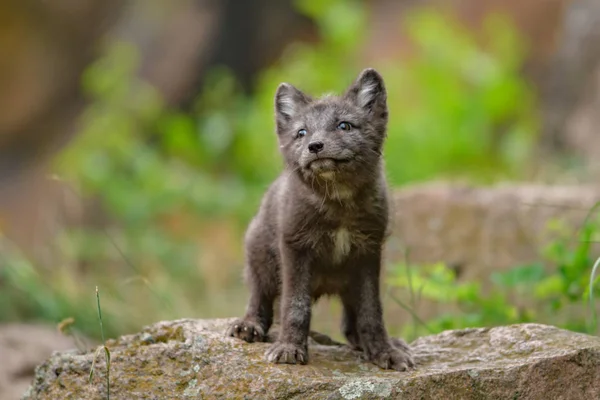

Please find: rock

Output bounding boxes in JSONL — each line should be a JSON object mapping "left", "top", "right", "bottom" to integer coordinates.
{"left": 387, "top": 182, "right": 600, "bottom": 281}
{"left": 0, "top": 323, "right": 84, "bottom": 400}
{"left": 23, "top": 318, "right": 600, "bottom": 399}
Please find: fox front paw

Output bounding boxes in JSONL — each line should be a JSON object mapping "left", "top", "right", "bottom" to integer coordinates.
{"left": 225, "top": 319, "right": 266, "bottom": 343}
{"left": 265, "top": 342, "right": 308, "bottom": 365}
{"left": 371, "top": 346, "right": 415, "bottom": 372}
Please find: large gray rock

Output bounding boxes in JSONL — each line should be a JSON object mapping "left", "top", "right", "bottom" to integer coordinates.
{"left": 23, "top": 318, "right": 600, "bottom": 399}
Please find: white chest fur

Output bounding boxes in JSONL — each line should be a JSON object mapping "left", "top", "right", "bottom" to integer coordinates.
{"left": 331, "top": 228, "right": 352, "bottom": 263}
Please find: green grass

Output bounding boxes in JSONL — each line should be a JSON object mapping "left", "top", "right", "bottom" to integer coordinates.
{"left": 89, "top": 286, "right": 111, "bottom": 399}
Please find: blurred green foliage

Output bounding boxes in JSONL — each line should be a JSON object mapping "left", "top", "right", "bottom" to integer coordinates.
{"left": 59, "top": 0, "right": 538, "bottom": 224}
{"left": 383, "top": 10, "right": 537, "bottom": 182}
{"left": 1, "top": 0, "right": 542, "bottom": 340}
{"left": 389, "top": 208, "right": 600, "bottom": 342}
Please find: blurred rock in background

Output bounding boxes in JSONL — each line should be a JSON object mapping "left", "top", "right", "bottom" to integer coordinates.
{"left": 0, "top": 323, "right": 89, "bottom": 400}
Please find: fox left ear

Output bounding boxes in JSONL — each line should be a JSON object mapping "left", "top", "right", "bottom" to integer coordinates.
{"left": 345, "top": 68, "right": 387, "bottom": 113}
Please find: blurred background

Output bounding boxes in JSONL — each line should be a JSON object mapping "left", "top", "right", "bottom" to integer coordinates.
{"left": 2, "top": 0, "right": 600, "bottom": 396}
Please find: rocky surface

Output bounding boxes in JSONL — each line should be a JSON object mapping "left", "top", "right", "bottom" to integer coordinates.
{"left": 0, "top": 324, "right": 83, "bottom": 400}
{"left": 23, "top": 318, "right": 600, "bottom": 399}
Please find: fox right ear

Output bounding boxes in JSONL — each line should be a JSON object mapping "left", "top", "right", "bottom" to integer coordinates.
{"left": 345, "top": 68, "right": 387, "bottom": 113}
{"left": 275, "top": 83, "right": 311, "bottom": 124}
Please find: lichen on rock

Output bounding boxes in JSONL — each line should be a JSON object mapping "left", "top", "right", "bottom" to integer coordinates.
{"left": 22, "top": 319, "right": 600, "bottom": 399}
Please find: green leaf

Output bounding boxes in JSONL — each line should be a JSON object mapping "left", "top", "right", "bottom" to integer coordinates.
{"left": 490, "top": 263, "right": 545, "bottom": 288}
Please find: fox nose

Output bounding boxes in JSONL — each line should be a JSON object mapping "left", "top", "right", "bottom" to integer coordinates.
{"left": 308, "top": 141, "right": 324, "bottom": 153}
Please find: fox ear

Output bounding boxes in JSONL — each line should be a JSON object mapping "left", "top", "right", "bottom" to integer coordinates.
{"left": 345, "top": 68, "right": 387, "bottom": 113}
{"left": 275, "top": 83, "right": 311, "bottom": 124}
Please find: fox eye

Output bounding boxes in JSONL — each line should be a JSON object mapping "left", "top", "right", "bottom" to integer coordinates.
{"left": 337, "top": 121, "right": 352, "bottom": 131}
{"left": 296, "top": 129, "right": 307, "bottom": 138}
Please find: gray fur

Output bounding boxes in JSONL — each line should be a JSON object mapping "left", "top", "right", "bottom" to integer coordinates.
{"left": 226, "top": 68, "right": 414, "bottom": 371}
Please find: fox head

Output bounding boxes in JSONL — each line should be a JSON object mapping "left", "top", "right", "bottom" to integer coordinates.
{"left": 274, "top": 68, "right": 388, "bottom": 193}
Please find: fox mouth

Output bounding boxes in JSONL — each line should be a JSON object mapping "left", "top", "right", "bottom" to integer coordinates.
{"left": 308, "top": 157, "right": 351, "bottom": 169}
